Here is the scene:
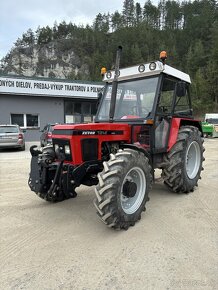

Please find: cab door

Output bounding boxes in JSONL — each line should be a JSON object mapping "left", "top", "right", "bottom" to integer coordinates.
{"left": 154, "top": 76, "right": 191, "bottom": 151}
{"left": 154, "top": 77, "right": 176, "bottom": 150}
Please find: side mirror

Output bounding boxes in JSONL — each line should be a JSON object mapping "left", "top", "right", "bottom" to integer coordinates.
{"left": 176, "top": 81, "right": 187, "bottom": 97}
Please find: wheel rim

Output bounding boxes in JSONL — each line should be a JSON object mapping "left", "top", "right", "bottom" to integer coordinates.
{"left": 120, "top": 167, "right": 146, "bottom": 214}
{"left": 185, "top": 141, "right": 201, "bottom": 179}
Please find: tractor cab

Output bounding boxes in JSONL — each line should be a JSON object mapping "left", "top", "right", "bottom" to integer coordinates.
{"left": 97, "top": 51, "right": 192, "bottom": 152}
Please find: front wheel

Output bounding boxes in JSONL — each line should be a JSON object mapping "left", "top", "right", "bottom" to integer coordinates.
{"left": 162, "top": 126, "right": 205, "bottom": 193}
{"left": 94, "top": 149, "right": 152, "bottom": 230}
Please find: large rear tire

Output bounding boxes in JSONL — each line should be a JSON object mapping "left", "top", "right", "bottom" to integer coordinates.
{"left": 162, "top": 126, "right": 205, "bottom": 193}
{"left": 94, "top": 149, "right": 152, "bottom": 230}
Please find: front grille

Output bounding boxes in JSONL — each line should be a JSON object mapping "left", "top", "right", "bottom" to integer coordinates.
{"left": 52, "top": 138, "right": 72, "bottom": 161}
{"left": 81, "top": 138, "right": 98, "bottom": 161}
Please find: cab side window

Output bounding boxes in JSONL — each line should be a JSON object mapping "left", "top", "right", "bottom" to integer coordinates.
{"left": 158, "top": 78, "right": 176, "bottom": 114}
{"left": 174, "top": 83, "right": 190, "bottom": 114}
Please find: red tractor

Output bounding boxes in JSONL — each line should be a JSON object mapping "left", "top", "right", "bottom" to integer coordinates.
{"left": 29, "top": 48, "right": 204, "bottom": 230}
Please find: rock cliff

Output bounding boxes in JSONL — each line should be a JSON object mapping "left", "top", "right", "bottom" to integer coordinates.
{"left": 1, "top": 41, "right": 89, "bottom": 79}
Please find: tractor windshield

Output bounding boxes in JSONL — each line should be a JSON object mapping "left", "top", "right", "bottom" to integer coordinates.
{"left": 97, "top": 76, "right": 159, "bottom": 121}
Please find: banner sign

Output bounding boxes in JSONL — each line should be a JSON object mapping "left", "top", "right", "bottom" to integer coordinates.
{"left": 0, "top": 76, "right": 104, "bottom": 99}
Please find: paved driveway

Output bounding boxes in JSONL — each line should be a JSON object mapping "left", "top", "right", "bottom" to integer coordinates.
{"left": 0, "top": 140, "right": 217, "bottom": 290}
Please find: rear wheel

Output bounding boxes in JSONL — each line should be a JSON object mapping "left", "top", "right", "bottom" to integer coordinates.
{"left": 162, "top": 126, "right": 205, "bottom": 193}
{"left": 94, "top": 149, "right": 152, "bottom": 230}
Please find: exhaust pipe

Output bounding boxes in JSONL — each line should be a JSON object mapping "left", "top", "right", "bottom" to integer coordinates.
{"left": 109, "top": 46, "right": 122, "bottom": 122}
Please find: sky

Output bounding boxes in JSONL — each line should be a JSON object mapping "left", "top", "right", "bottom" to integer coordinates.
{"left": 0, "top": 0, "right": 153, "bottom": 60}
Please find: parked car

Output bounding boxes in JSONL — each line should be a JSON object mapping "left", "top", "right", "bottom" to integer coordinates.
{"left": 40, "top": 124, "right": 57, "bottom": 147}
{"left": 0, "top": 124, "right": 25, "bottom": 150}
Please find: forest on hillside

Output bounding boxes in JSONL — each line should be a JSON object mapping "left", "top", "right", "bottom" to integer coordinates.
{"left": 1, "top": 0, "right": 218, "bottom": 113}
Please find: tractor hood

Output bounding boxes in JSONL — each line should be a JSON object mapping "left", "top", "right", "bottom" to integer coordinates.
{"left": 52, "top": 122, "right": 131, "bottom": 138}
{"left": 52, "top": 122, "right": 132, "bottom": 165}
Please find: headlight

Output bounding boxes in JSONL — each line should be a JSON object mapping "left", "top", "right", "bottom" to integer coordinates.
{"left": 138, "top": 64, "right": 145, "bottom": 72}
{"left": 53, "top": 140, "right": 72, "bottom": 161}
{"left": 106, "top": 71, "right": 112, "bottom": 79}
{"left": 64, "top": 145, "right": 70, "bottom": 154}
{"left": 149, "top": 62, "right": 156, "bottom": 70}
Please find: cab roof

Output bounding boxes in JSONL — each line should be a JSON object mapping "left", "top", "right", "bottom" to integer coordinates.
{"left": 103, "top": 61, "right": 191, "bottom": 84}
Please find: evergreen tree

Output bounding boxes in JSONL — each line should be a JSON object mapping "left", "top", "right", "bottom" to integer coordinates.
{"left": 130, "top": 43, "right": 143, "bottom": 63}
{"left": 36, "top": 26, "right": 53, "bottom": 44}
{"left": 111, "top": 11, "right": 124, "bottom": 31}
{"left": 22, "top": 29, "right": 35, "bottom": 46}
{"left": 122, "top": 0, "right": 136, "bottom": 27}
{"left": 186, "top": 40, "right": 206, "bottom": 77}
{"left": 136, "top": 2, "right": 142, "bottom": 24}
{"left": 144, "top": 0, "right": 160, "bottom": 29}
{"left": 206, "top": 20, "right": 218, "bottom": 103}
{"left": 93, "top": 13, "right": 110, "bottom": 33}
{"left": 165, "top": 1, "right": 182, "bottom": 29}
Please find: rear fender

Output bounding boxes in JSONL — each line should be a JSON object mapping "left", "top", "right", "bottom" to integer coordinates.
{"left": 167, "top": 118, "right": 202, "bottom": 152}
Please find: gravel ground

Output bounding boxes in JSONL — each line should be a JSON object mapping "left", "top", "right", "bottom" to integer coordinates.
{"left": 0, "top": 139, "right": 217, "bottom": 290}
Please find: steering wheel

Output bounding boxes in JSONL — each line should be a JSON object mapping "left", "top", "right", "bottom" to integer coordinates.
{"left": 131, "top": 106, "right": 150, "bottom": 116}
